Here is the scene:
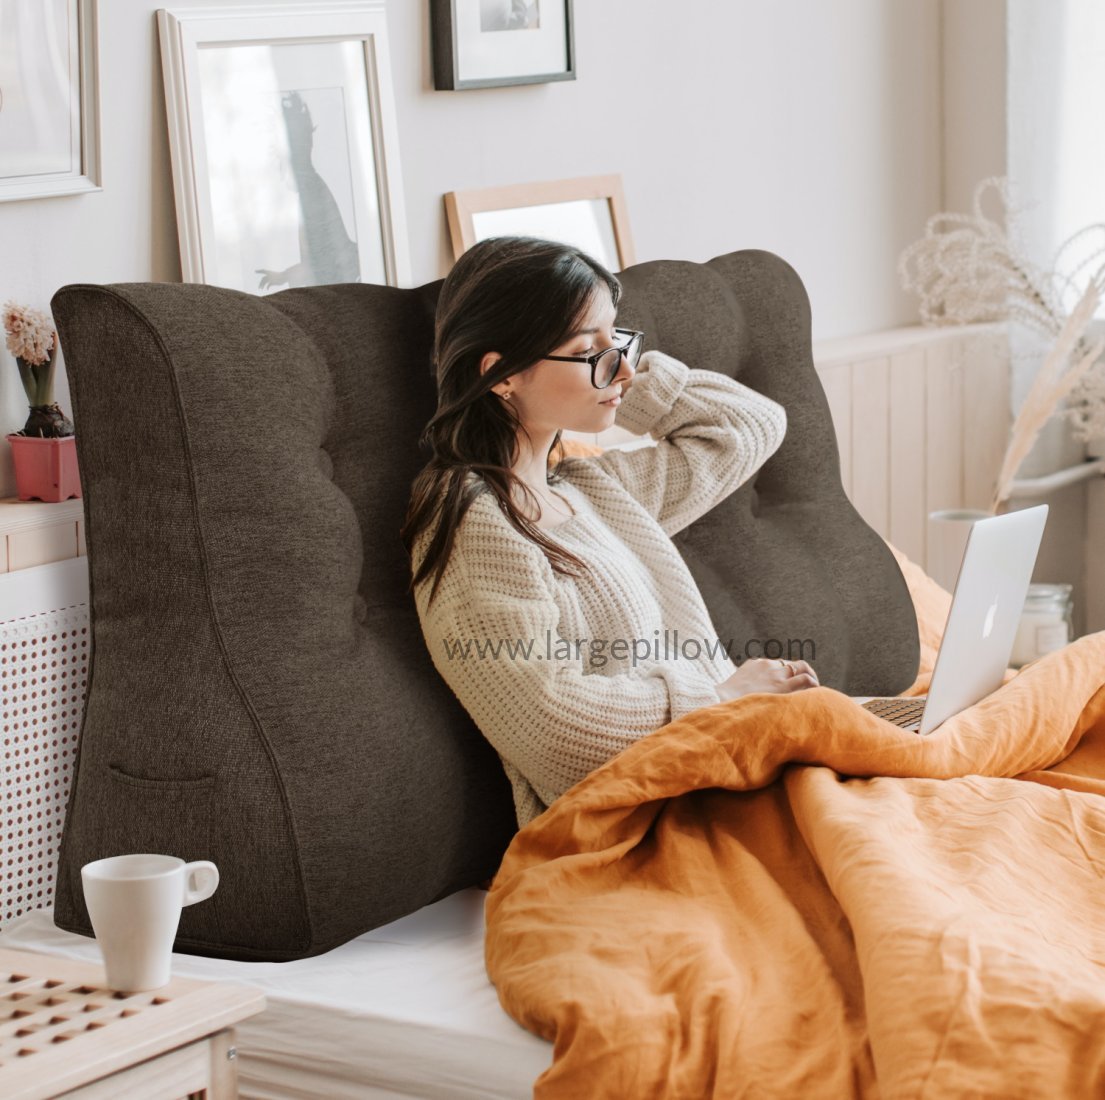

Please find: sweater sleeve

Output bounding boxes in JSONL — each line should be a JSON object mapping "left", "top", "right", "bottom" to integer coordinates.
{"left": 592, "top": 349, "right": 787, "bottom": 535}
{"left": 414, "top": 531, "right": 724, "bottom": 807}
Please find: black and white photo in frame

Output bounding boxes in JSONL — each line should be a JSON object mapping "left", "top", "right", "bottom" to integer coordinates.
{"left": 158, "top": 2, "right": 410, "bottom": 293}
{"left": 432, "top": 0, "right": 574, "bottom": 90}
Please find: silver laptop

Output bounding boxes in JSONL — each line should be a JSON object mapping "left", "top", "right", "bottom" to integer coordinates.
{"left": 852, "top": 504, "right": 1048, "bottom": 736}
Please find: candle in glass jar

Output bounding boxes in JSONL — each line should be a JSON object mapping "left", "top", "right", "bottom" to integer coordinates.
{"left": 1010, "top": 583, "right": 1073, "bottom": 667}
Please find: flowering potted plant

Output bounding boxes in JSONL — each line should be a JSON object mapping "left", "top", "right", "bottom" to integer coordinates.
{"left": 3, "top": 301, "right": 81, "bottom": 502}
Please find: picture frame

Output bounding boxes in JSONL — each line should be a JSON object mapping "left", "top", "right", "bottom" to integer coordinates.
{"left": 157, "top": 1, "right": 410, "bottom": 294}
{"left": 0, "top": 0, "right": 101, "bottom": 203}
{"left": 431, "top": 0, "right": 575, "bottom": 90}
{"left": 444, "top": 174, "right": 635, "bottom": 271}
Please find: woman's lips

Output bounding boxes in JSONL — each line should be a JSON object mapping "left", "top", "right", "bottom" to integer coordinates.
{"left": 600, "top": 394, "right": 621, "bottom": 406}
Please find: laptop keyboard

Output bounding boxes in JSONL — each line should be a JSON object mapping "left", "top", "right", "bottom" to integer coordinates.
{"left": 860, "top": 696, "right": 926, "bottom": 729}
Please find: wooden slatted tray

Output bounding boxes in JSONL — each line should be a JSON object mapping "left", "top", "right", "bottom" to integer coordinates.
{"left": 0, "top": 947, "right": 265, "bottom": 1099}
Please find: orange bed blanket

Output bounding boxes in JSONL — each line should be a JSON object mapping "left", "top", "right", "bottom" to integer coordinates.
{"left": 484, "top": 544, "right": 1105, "bottom": 1098}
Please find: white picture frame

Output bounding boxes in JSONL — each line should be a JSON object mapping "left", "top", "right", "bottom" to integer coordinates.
{"left": 0, "top": 0, "right": 101, "bottom": 203}
{"left": 157, "top": 2, "right": 410, "bottom": 293}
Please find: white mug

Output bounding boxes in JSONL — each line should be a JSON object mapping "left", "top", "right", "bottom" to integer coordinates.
{"left": 81, "top": 854, "right": 219, "bottom": 991}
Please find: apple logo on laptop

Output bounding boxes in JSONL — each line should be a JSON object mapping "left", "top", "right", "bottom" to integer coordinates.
{"left": 982, "top": 594, "right": 999, "bottom": 639}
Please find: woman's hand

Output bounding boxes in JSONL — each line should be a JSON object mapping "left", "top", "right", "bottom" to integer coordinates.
{"left": 714, "top": 658, "right": 819, "bottom": 702}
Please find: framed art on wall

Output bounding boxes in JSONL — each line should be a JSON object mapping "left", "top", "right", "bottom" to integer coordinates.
{"left": 444, "top": 174, "right": 635, "bottom": 271}
{"left": 431, "top": 0, "right": 575, "bottom": 90}
{"left": 157, "top": 1, "right": 410, "bottom": 294}
{"left": 0, "top": 0, "right": 101, "bottom": 203}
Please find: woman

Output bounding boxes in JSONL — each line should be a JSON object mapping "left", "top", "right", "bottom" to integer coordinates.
{"left": 401, "top": 236, "right": 819, "bottom": 829}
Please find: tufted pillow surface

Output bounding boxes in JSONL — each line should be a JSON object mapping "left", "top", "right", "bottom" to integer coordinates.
{"left": 48, "top": 250, "right": 917, "bottom": 960}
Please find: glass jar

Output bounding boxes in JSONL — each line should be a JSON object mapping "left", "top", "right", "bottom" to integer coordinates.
{"left": 1010, "top": 583, "right": 1074, "bottom": 668}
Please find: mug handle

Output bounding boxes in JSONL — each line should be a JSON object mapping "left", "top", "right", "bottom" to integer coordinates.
{"left": 182, "top": 861, "right": 220, "bottom": 906}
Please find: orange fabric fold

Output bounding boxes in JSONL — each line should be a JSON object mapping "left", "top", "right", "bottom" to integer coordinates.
{"left": 485, "top": 542, "right": 1105, "bottom": 1098}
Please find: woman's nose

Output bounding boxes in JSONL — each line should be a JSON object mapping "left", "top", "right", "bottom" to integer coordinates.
{"left": 613, "top": 351, "right": 635, "bottom": 386}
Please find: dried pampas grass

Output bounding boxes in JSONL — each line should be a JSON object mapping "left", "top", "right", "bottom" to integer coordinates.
{"left": 899, "top": 176, "right": 1105, "bottom": 448}
{"left": 991, "top": 265, "right": 1105, "bottom": 511}
{"left": 896, "top": 177, "right": 1100, "bottom": 335}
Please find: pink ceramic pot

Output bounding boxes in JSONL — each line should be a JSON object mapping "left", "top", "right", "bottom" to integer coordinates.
{"left": 5, "top": 433, "right": 82, "bottom": 502}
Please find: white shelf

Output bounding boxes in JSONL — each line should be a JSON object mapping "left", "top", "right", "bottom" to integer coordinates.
{"left": 0, "top": 555, "right": 89, "bottom": 619}
{"left": 0, "top": 497, "right": 85, "bottom": 574}
{"left": 0, "top": 496, "right": 83, "bottom": 534}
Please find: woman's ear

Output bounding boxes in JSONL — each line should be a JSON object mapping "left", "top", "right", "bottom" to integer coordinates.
{"left": 480, "top": 351, "right": 512, "bottom": 398}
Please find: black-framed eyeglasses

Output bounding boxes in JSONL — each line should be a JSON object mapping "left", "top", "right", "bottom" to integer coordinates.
{"left": 543, "top": 328, "right": 645, "bottom": 389}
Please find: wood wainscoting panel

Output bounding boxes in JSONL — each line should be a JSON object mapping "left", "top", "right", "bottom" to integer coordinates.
{"left": 815, "top": 324, "right": 1010, "bottom": 576}
{"left": 817, "top": 363, "right": 853, "bottom": 499}
{"left": 887, "top": 347, "right": 928, "bottom": 567}
{"left": 850, "top": 357, "right": 891, "bottom": 538}
{"left": 923, "top": 335, "right": 967, "bottom": 572}
{"left": 962, "top": 332, "right": 1013, "bottom": 511}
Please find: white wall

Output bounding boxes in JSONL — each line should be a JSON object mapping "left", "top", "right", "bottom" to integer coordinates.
{"left": 0, "top": 0, "right": 946, "bottom": 498}
{"left": 941, "top": 0, "right": 1007, "bottom": 215}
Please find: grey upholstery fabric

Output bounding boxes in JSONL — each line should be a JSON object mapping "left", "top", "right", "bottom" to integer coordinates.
{"left": 50, "top": 249, "right": 918, "bottom": 962}
{"left": 614, "top": 252, "right": 919, "bottom": 691}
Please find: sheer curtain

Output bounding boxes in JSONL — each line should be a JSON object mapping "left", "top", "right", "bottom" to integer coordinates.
{"left": 1005, "top": 1, "right": 1105, "bottom": 634}
{"left": 1007, "top": 0, "right": 1105, "bottom": 450}
{"left": 1008, "top": 1, "right": 1105, "bottom": 281}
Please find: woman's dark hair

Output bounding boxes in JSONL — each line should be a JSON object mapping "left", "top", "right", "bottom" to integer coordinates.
{"left": 400, "top": 235, "right": 622, "bottom": 607}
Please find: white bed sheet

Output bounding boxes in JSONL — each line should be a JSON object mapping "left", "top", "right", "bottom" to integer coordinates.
{"left": 0, "top": 888, "right": 553, "bottom": 1099}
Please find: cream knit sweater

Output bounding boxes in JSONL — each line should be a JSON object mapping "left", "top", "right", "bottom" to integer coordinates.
{"left": 411, "top": 350, "right": 787, "bottom": 829}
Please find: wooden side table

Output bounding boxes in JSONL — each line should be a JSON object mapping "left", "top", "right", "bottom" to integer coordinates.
{"left": 0, "top": 947, "right": 266, "bottom": 1099}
